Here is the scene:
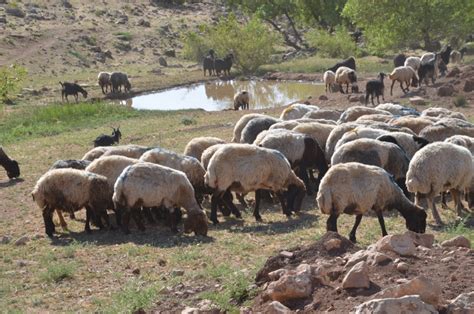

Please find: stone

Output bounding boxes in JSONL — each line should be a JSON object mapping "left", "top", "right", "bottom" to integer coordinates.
{"left": 355, "top": 295, "right": 437, "bottom": 314}
{"left": 0, "top": 235, "right": 12, "bottom": 244}
{"left": 447, "top": 291, "right": 474, "bottom": 314}
{"left": 172, "top": 269, "right": 185, "bottom": 277}
{"left": 62, "top": 0, "right": 73, "bottom": 8}
{"left": 165, "top": 49, "right": 176, "bottom": 58}
{"left": 410, "top": 96, "right": 426, "bottom": 106}
{"left": 159, "top": 57, "right": 168, "bottom": 67}
{"left": 181, "top": 307, "right": 199, "bottom": 314}
{"left": 324, "top": 238, "right": 342, "bottom": 251}
{"left": 375, "top": 276, "right": 442, "bottom": 306}
{"left": 14, "top": 235, "right": 29, "bottom": 246}
{"left": 447, "top": 67, "right": 461, "bottom": 78}
{"left": 6, "top": 8, "right": 26, "bottom": 18}
{"left": 437, "top": 84, "right": 455, "bottom": 97}
{"left": 442, "top": 236, "right": 471, "bottom": 248}
{"left": 239, "top": 306, "right": 253, "bottom": 314}
{"left": 345, "top": 250, "right": 370, "bottom": 268}
{"left": 268, "top": 269, "right": 287, "bottom": 281}
{"left": 404, "top": 231, "right": 434, "bottom": 248}
{"left": 137, "top": 18, "right": 150, "bottom": 27}
{"left": 265, "top": 301, "right": 292, "bottom": 314}
{"left": 342, "top": 261, "right": 370, "bottom": 289}
{"left": 266, "top": 264, "right": 313, "bottom": 302}
{"left": 367, "top": 252, "right": 392, "bottom": 266}
{"left": 376, "top": 234, "right": 416, "bottom": 256}
{"left": 396, "top": 262, "right": 409, "bottom": 273}
{"left": 464, "top": 79, "right": 474, "bottom": 92}
{"left": 279, "top": 250, "right": 293, "bottom": 258}
{"left": 319, "top": 95, "right": 328, "bottom": 101}
{"left": 348, "top": 95, "right": 360, "bottom": 103}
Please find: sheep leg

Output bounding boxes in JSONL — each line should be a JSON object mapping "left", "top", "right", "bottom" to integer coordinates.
{"left": 390, "top": 80, "right": 395, "bottom": 96}
{"left": 298, "top": 166, "right": 313, "bottom": 195}
{"left": 349, "top": 214, "right": 363, "bottom": 243}
{"left": 254, "top": 189, "right": 263, "bottom": 222}
{"left": 450, "top": 189, "right": 465, "bottom": 217}
{"left": 115, "top": 207, "right": 122, "bottom": 227}
{"left": 210, "top": 191, "right": 222, "bottom": 224}
{"left": 441, "top": 191, "right": 449, "bottom": 209}
{"left": 69, "top": 211, "right": 76, "bottom": 220}
{"left": 121, "top": 210, "right": 131, "bottom": 234}
{"left": 326, "top": 213, "right": 339, "bottom": 233}
{"left": 399, "top": 81, "right": 406, "bottom": 93}
{"left": 236, "top": 193, "right": 247, "bottom": 207}
{"left": 276, "top": 191, "right": 291, "bottom": 217}
{"left": 218, "top": 190, "right": 232, "bottom": 216}
{"left": 376, "top": 211, "right": 388, "bottom": 237}
{"left": 168, "top": 208, "right": 179, "bottom": 233}
{"left": 429, "top": 197, "right": 444, "bottom": 225}
{"left": 222, "top": 190, "right": 241, "bottom": 218}
{"left": 142, "top": 207, "right": 156, "bottom": 224}
{"left": 43, "top": 206, "right": 56, "bottom": 237}
{"left": 56, "top": 209, "right": 68, "bottom": 231}
{"left": 132, "top": 210, "right": 146, "bottom": 232}
{"left": 85, "top": 207, "right": 92, "bottom": 234}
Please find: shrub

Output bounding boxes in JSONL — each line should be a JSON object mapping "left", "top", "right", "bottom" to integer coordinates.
{"left": 0, "top": 64, "right": 27, "bottom": 104}
{"left": 307, "top": 26, "right": 359, "bottom": 58}
{"left": 453, "top": 95, "right": 467, "bottom": 107}
{"left": 40, "top": 262, "right": 76, "bottom": 283}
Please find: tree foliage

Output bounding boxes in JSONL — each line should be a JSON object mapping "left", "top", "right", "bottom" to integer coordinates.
{"left": 307, "top": 26, "right": 358, "bottom": 58}
{"left": 0, "top": 64, "right": 27, "bottom": 104}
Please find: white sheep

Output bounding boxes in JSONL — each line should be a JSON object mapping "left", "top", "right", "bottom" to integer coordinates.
{"left": 377, "top": 132, "right": 430, "bottom": 159}
{"left": 31, "top": 169, "right": 110, "bottom": 237}
{"left": 419, "top": 118, "right": 474, "bottom": 142}
{"left": 444, "top": 135, "right": 474, "bottom": 154}
{"left": 389, "top": 116, "right": 434, "bottom": 134}
{"left": 113, "top": 163, "right": 208, "bottom": 235}
{"left": 303, "top": 109, "right": 342, "bottom": 121}
{"left": 317, "top": 162, "right": 427, "bottom": 242}
{"left": 334, "top": 127, "right": 389, "bottom": 153}
{"left": 183, "top": 137, "right": 226, "bottom": 161}
{"left": 375, "top": 103, "right": 419, "bottom": 116}
{"left": 97, "top": 72, "right": 112, "bottom": 94}
{"left": 420, "top": 52, "right": 436, "bottom": 64}
{"left": 388, "top": 66, "right": 418, "bottom": 95}
{"left": 337, "top": 106, "right": 392, "bottom": 123}
{"left": 231, "top": 113, "right": 266, "bottom": 142}
{"left": 233, "top": 91, "right": 250, "bottom": 110}
{"left": 335, "top": 66, "right": 357, "bottom": 94}
{"left": 406, "top": 142, "right": 473, "bottom": 225}
{"left": 269, "top": 120, "right": 301, "bottom": 131}
{"left": 420, "top": 107, "right": 467, "bottom": 121}
{"left": 292, "top": 122, "right": 335, "bottom": 151}
{"left": 404, "top": 56, "right": 421, "bottom": 71}
{"left": 356, "top": 114, "right": 394, "bottom": 123}
{"left": 204, "top": 144, "right": 306, "bottom": 223}
{"left": 450, "top": 50, "right": 462, "bottom": 64}
{"left": 279, "top": 103, "right": 319, "bottom": 120}
{"left": 323, "top": 70, "right": 336, "bottom": 93}
{"left": 82, "top": 144, "right": 149, "bottom": 161}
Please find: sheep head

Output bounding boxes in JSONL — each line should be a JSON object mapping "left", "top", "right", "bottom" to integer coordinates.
{"left": 184, "top": 210, "right": 208, "bottom": 236}
{"left": 0, "top": 147, "right": 20, "bottom": 179}
{"left": 405, "top": 205, "right": 427, "bottom": 234}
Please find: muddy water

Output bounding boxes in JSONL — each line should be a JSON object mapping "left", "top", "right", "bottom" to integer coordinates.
{"left": 125, "top": 80, "right": 325, "bottom": 111}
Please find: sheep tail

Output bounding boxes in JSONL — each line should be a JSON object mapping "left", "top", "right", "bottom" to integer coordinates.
{"left": 316, "top": 187, "right": 332, "bottom": 214}
{"left": 204, "top": 171, "right": 217, "bottom": 189}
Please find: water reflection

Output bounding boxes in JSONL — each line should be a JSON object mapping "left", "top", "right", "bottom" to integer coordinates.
{"left": 127, "top": 80, "right": 325, "bottom": 111}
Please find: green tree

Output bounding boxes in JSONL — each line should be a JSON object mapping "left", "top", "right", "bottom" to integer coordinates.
{"left": 343, "top": 0, "right": 474, "bottom": 53}
{"left": 0, "top": 64, "right": 27, "bottom": 104}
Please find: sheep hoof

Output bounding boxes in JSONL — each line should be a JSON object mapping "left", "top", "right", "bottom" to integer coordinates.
{"left": 211, "top": 219, "right": 219, "bottom": 225}
{"left": 255, "top": 216, "right": 263, "bottom": 222}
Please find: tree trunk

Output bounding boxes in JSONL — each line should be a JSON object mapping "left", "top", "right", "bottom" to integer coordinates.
{"left": 264, "top": 18, "right": 302, "bottom": 50}
{"left": 283, "top": 11, "right": 308, "bottom": 49}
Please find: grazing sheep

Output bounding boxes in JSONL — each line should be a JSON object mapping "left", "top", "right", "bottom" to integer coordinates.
{"left": 269, "top": 120, "right": 302, "bottom": 131}
{"left": 93, "top": 127, "right": 122, "bottom": 147}
{"left": 388, "top": 66, "right": 418, "bottom": 95}
{"left": 317, "top": 162, "right": 427, "bottom": 242}
{"left": 184, "top": 137, "right": 226, "bottom": 161}
{"left": 335, "top": 66, "right": 358, "bottom": 94}
{"left": 365, "top": 72, "right": 386, "bottom": 106}
{"left": 327, "top": 56, "right": 356, "bottom": 72}
{"left": 214, "top": 53, "right": 233, "bottom": 76}
{"left": 292, "top": 122, "right": 335, "bottom": 152}
{"left": 444, "top": 135, "right": 474, "bottom": 154}
{"left": 406, "top": 142, "right": 472, "bottom": 225}
{"left": 203, "top": 50, "right": 215, "bottom": 76}
{"left": 419, "top": 118, "right": 474, "bottom": 142}
{"left": 240, "top": 116, "right": 280, "bottom": 144}
{"left": 356, "top": 114, "right": 394, "bottom": 124}
{"left": 375, "top": 103, "right": 419, "bottom": 116}
{"left": 389, "top": 116, "right": 434, "bottom": 134}
{"left": 404, "top": 56, "right": 421, "bottom": 71}
{"left": 420, "top": 107, "right": 467, "bottom": 121}
{"left": 231, "top": 113, "right": 267, "bottom": 143}
{"left": 97, "top": 72, "right": 112, "bottom": 94}
{"left": 280, "top": 103, "right": 319, "bottom": 120}
{"left": 113, "top": 163, "right": 208, "bottom": 235}
{"left": 393, "top": 53, "right": 406, "bottom": 67}
{"left": 110, "top": 72, "right": 131, "bottom": 93}
{"left": 338, "top": 106, "right": 391, "bottom": 123}
{"left": 31, "top": 169, "right": 110, "bottom": 237}
{"left": 233, "top": 91, "right": 250, "bottom": 110}
{"left": 377, "top": 132, "right": 429, "bottom": 159}
{"left": 205, "top": 144, "right": 306, "bottom": 224}
{"left": 323, "top": 70, "right": 336, "bottom": 93}
{"left": 0, "top": 147, "right": 20, "bottom": 179}
{"left": 82, "top": 145, "right": 149, "bottom": 161}
{"left": 334, "top": 127, "right": 389, "bottom": 153}
{"left": 450, "top": 50, "right": 462, "bottom": 64}
{"left": 59, "top": 82, "right": 87, "bottom": 102}
{"left": 303, "top": 109, "right": 342, "bottom": 121}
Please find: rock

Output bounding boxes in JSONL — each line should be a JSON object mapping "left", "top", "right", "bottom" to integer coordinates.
{"left": 157, "top": 258, "right": 166, "bottom": 266}
{"left": 355, "top": 295, "right": 437, "bottom": 314}
{"left": 197, "top": 299, "right": 220, "bottom": 312}
{"left": 14, "top": 235, "right": 29, "bottom": 246}
{"left": 346, "top": 250, "right": 370, "bottom": 268}
{"left": 266, "top": 263, "right": 313, "bottom": 302}
{"left": 348, "top": 95, "right": 360, "bottom": 103}
{"left": 396, "top": 262, "right": 409, "bottom": 273}
{"left": 265, "top": 301, "right": 292, "bottom": 314}
{"left": 463, "top": 79, "right": 474, "bottom": 92}
{"left": 404, "top": 231, "right": 434, "bottom": 248}
{"left": 137, "top": 18, "right": 150, "bottom": 27}
{"left": 342, "top": 261, "right": 370, "bottom": 289}
{"left": 0, "top": 16, "right": 6, "bottom": 24}
{"left": 410, "top": 96, "right": 426, "bottom": 106}
{"left": 268, "top": 269, "right": 287, "bottom": 281}
{"left": 172, "top": 269, "right": 185, "bottom": 277}
{"left": 441, "top": 256, "right": 455, "bottom": 263}
{"left": 132, "top": 268, "right": 140, "bottom": 275}
{"left": 279, "top": 250, "right": 293, "bottom": 258}
{"left": 165, "top": 49, "right": 176, "bottom": 58}
{"left": 376, "top": 234, "right": 416, "bottom": 256}
{"left": 1, "top": 235, "right": 12, "bottom": 244}
{"left": 181, "top": 307, "right": 199, "bottom": 314}
{"left": 367, "top": 252, "right": 392, "bottom": 266}
{"left": 324, "top": 238, "right": 342, "bottom": 251}
{"left": 437, "top": 84, "right": 455, "bottom": 97}
{"left": 319, "top": 95, "right": 328, "bottom": 101}
{"left": 6, "top": 8, "right": 26, "bottom": 18}
{"left": 62, "top": 0, "right": 73, "bottom": 8}
{"left": 375, "top": 276, "right": 442, "bottom": 306}
{"left": 441, "top": 235, "right": 471, "bottom": 248}
{"left": 447, "top": 291, "right": 474, "bottom": 314}
{"left": 447, "top": 67, "right": 461, "bottom": 78}
{"left": 239, "top": 306, "right": 253, "bottom": 314}
{"left": 159, "top": 57, "right": 168, "bottom": 67}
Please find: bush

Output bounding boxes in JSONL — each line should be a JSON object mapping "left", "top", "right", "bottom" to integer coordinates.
{"left": 182, "top": 15, "right": 278, "bottom": 74}
{"left": 0, "top": 64, "right": 27, "bottom": 104}
{"left": 307, "top": 26, "right": 359, "bottom": 58}
{"left": 453, "top": 95, "right": 467, "bottom": 107}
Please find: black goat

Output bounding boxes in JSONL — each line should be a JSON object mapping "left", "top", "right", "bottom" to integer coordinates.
{"left": 393, "top": 54, "right": 406, "bottom": 67}
{"left": 0, "top": 147, "right": 20, "bottom": 179}
{"left": 418, "top": 62, "right": 436, "bottom": 86}
{"left": 215, "top": 53, "right": 234, "bottom": 76}
{"left": 203, "top": 49, "right": 215, "bottom": 76}
{"left": 327, "top": 56, "right": 356, "bottom": 73}
{"left": 439, "top": 45, "right": 452, "bottom": 65}
{"left": 365, "top": 72, "right": 386, "bottom": 106}
{"left": 59, "top": 82, "right": 88, "bottom": 102}
{"left": 93, "top": 127, "right": 122, "bottom": 147}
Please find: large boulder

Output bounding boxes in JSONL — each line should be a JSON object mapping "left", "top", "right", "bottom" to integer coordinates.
{"left": 376, "top": 234, "right": 416, "bottom": 256}
{"left": 342, "top": 261, "right": 370, "bottom": 289}
{"left": 355, "top": 295, "right": 437, "bottom": 314}
{"left": 374, "top": 276, "right": 442, "bottom": 306}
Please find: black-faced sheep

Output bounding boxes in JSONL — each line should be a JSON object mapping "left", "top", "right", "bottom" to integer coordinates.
{"left": 327, "top": 56, "right": 356, "bottom": 72}
{"left": 0, "top": 147, "right": 20, "bottom": 179}
{"left": 31, "top": 169, "right": 110, "bottom": 237}
{"left": 406, "top": 142, "right": 472, "bottom": 225}
{"left": 393, "top": 53, "right": 406, "bottom": 67}
{"left": 317, "top": 162, "right": 427, "bottom": 242}
{"left": 59, "top": 82, "right": 88, "bottom": 102}
{"left": 444, "top": 135, "right": 474, "bottom": 154}
{"left": 377, "top": 132, "right": 429, "bottom": 159}
{"left": 280, "top": 104, "right": 319, "bottom": 120}
{"left": 183, "top": 137, "right": 226, "bottom": 161}
{"left": 365, "top": 72, "right": 386, "bottom": 106}
{"left": 93, "top": 127, "right": 122, "bottom": 147}
{"left": 110, "top": 72, "right": 131, "bottom": 93}
{"left": 240, "top": 116, "right": 280, "bottom": 144}
{"left": 214, "top": 53, "right": 233, "bottom": 76}
{"left": 355, "top": 114, "right": 394, "bottom": 124}
{"left": 388, "top": 66, "right": 418, "bottom": 95}
{"left": 98, "top": 72, "right": 112, "bottom": 94}
{"left": 205, "top": 144, "right": 306, "bottom": 224}
{"left": 113, "top": 163, "right": 208, "bottom": 235}
{"left": 231, "top": 113, "right": 267, "bottom": 143}
{"left": 334, "top": 127, "right": 390, "bottom": 153}
{"left": 233, "top": 91, "right": 249, "bottom": 110}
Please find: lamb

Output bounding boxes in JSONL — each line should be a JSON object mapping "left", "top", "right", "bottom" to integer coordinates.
{"left": 327, "top": 56, "right": 356, "bottom": 73}
{"left": 450, "top": 50, "right": 462, "bottom": 64}
{"left": 338, "top": 106, "right": 391, "bottom": 123}
{"left": 393, "top": 53, "right": 406, "bottom": 67}
{"left": 205, "top": 144, "right": 306, "bottom": 224}
{"left": 323, "top": 70, "right": 336, "bottom": 93}
{"left": 420, "top": 107, "right": 467, "bottom": 121}
{"left": 404, "top": 56, "right": 421, "bottom": 71}
{"left": 317, "top": 162, "right": 427, "bottom": 242}
{"left": 93, "top": 127, "right": 122, "bottom": 147}
{"left": 389, "top": 116, "right": 434, "bottom": 134}
{"left": 406, "top": 142, "right": 472, "bottom": 225}
{"left": 377, "top": 132, "right": 429, "bottom": 159}
{"left": 214, "top": 53, "right": 233, "bottom": 76}
{"left": 59, "top": 82, "right": 88, "bottom": 102}
{"left": 444, "top": 135, "right": 474, "bottom": 154}
{"left": 0, "top": 147, "right": 20, "bottom": 179}
{"left": 97, "top": 72, "right": 112, "bottom": 94}
{"left": 233, "top": 91, "right": 249, "bottom": 110}
{"left": 335, "top": 66, "right": 358, "bottom": 94}
{"left": 365, "top": 72, "right": 386, "bottom": 106}
{"left": 292, "top": 122, "right": 335, "bottom": 152}
{"left": 183, "top": 137, "right": 226, "bottom": 161}
{"left": 280, "top": 103, "right": 319, "bottom": 120}
{"left": 240, "top": 116, "right": 280, "bottom": 144}
{"left": 375, "top": 103, "right": 419, "bottom": 116}
{"left": 82, "top": 144, "right": 149, "bottom": 161}
{"left": 203, "top": 49, "right": 215, "bottom": 76}
{"left": 231, "top": 113, "right": 266, "bottom": 143}
{"left": 388, "top": 66, "right": 418, "bottom": 95}
{"left": 419, "top": 118, "right": 474, "bottom": 142}
{"left": 113, "top": 163, "right": 208, "bottom": 235}
{"left": 110, "top": 72, "right": 131, "bottom": 93}
{"left": 31, "top": 169, "right": 110, "bottom": 237}
{"left": 303, "top": 109, "right": 342, "bottom": 121}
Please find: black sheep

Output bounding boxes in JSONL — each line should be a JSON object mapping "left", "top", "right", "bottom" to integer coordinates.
{"left": 0, "top": 147, "right": 20, "bottom": 179}
{"left": 418, "top": 62, "right": 436, "bottom": 86}
{"left": 365, "top": 72, "right": 386, "bottom": 106}
{"left": 439, "top": 45, "right": 452, "bottom": 65}
{"left": 203, "top": 49, "right": 215, "bottom": 76}
{"left": 393, "top": 53, "right": 406, "bottom": 67}
{"left": 59, "top": 82, "right": 88, "bottom": 102}
{"left": 93, "top": 127, "right": 122, "bottom": 147}
{"left": 327, "top": 56, "right": 356, "bottom": 73}
{"left": 215, "top": 53, "right": 234, "bottom": 76}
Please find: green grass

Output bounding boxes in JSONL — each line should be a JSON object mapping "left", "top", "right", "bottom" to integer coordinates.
{"left": 68, "top": 50, "right": 88, "bottom": 63}
{"left": 39, "top": 262, "right": 77, "bottom": 283}
{"left": 114, "top": 31, "right": 132, "bottom": 41}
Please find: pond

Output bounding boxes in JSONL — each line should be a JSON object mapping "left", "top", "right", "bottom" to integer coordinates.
{"left": 124, "top": 80, "right": 325, "bottom": 111}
